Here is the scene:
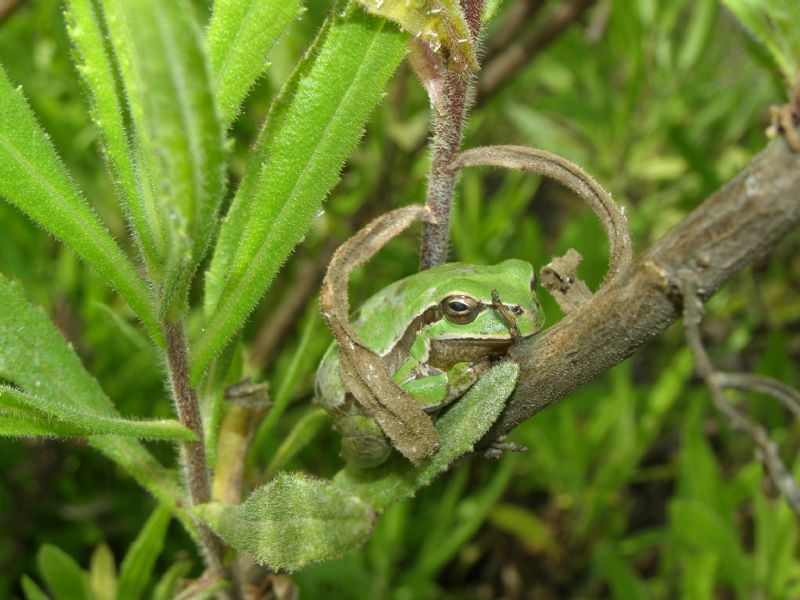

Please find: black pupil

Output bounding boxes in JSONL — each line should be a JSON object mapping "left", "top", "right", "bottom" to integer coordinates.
{"left": 449, "top": 301, "right": 469, "bottom": 312}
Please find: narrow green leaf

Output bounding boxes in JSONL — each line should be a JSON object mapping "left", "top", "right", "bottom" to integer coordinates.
{"left": 117, "top": 505, "right": 172, "bottom": 600}
{"left": 333, "top": 361, "right": 518, "bottom": 511}
{"left": 721, "top": 0, "right": 800, "bottom": 87}
{"left": 21, "top": 576, "right": 50, "bottom": 600}
{"left": 152, "top": 560, "right": 191, "bottom": 600}
{"left": 203, "top": 14, "right": 333, "bottom": 323}
{"left": 264, "top": 408, "right": 329, "bottom": 479}
{"left": 64, "top": 0, "right": 156, "bottom": 270}
{"left": 407, "top": 457, "right": 516, "bottom": 582}
{"left": 194, "top": 6, "right": 407, "bottom": 381}
{"left": 89, "top": 543, "right": 118, "bottom": 600}
{"left": 195, "top": 471, "right": 375, "bottom": 571}
{"left": 207, "top": 0, "right": 303, "bottom": 128}
{"left": 0, "top": 65, "right": 158, "bottom": 337}
{"left": 250, "top": 310, "right": 320, "bottom": 464}
{"left": 489, "top": 503, "right": 559, "bottom": 557}
{"left": 0, "top": 274, "right": 192, "bottom": 535}
{"left": 0, "top": 407, "right": 88, "bottom": 438}
{"left": 0, "top": 385, "right": 196, "bottom": 440}
{"left": 103, "top": 0, "right": 225, "bottom": 317}
{"left": 37, "top": 544, "right": 92, "bottom": 600}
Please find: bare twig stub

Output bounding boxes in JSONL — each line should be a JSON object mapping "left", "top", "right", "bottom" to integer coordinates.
{"left": 489, "top": 129, "right": 800, "bottom": 442}
{"left": 320, "top": 206, "right": 440, "bottom": 465}
{"left": 539, "top": 248, "right": 593, "bottom": 313}
{"left": 453, "top": 145, "right": 632, "bottom": 294}
{"left": 682, "top": 280, "right": 800, "bottom": 515}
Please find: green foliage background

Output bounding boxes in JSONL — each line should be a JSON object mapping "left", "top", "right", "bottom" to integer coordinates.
{"left": 0, "top": 0, "right": 798, "bottom": 597}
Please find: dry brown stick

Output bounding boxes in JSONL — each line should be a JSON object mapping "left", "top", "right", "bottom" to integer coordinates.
{"left": 489, "top": 132, "right": 800, "bottom": 440}
{"left": 321, "top": 206, "right": 440, "bottom": 464}
{"left": 478, "top": 0, "right": 598, "bottom": 103}
{"left": 682, "top": 280, "right": 800, "bottom": 515}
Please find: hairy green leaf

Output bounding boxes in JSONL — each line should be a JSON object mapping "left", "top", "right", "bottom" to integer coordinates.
{"left": 103, "top": 0, "right": 225, "bottom": 317}
{"left": 195, "top": 471, "right": 375, "bottom": 571}
{"left": 117, "top": 506, "right": 171, "bottom": 600}
{"left": 0, "top": 385, "right": 196, "bottom": 440}
{"left": 0, "top": 274, "right": 192, "bottom": 533}
{"left": 194, "top": 6, "right": 407, "bottom": 381}
{"left": 207, "top": 0, "right": 303, "bottom": 128}
{"left": 333, "top": 361, "right": 519, "bottom": 511}
{"left": 0, "top": 65, "right": 158, "bottom": 337}
{"left": 37, "top": 544, "right": 92, "bottom": 600}
{"left": 64, "top": 0, "right": 154, "bottom": 269}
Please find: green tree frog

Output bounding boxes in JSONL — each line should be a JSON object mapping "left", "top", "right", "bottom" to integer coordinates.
{"left": 316, "top": 258, "right": 544, "bottom": 468}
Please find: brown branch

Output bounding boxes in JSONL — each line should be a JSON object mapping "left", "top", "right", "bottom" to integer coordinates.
{"left": 490, "top": 132, "right": 800, "bottom": 440}
{"left": 478, "top": 0, "right": 598, "bottom": 103}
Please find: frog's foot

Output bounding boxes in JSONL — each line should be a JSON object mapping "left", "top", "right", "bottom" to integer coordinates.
{"left": 766, "top": 104, "right": 800, "bottom": 152}
{"left": 484, "top": 435, "right": 528, "bottom": 460}
{"left": 338, "top": 415, "right": 393, "bottom": 468}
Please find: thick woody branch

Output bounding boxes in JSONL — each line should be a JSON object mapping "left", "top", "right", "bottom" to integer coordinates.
{"left": 490, "top": 133, "right": 800, "bottom": 439}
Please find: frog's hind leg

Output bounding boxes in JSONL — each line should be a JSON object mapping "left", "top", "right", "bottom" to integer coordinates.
{"left": 338, "top": 414, "right": 393, "bottom": 468}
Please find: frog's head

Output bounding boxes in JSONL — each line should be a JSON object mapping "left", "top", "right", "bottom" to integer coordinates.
{"left": 425, "top": 259, "right": 544, "bottom": 361}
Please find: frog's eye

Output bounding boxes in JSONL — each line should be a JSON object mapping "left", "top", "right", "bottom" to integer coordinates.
{"left": 441, "top": 295, "right": 480, "bottom": 324}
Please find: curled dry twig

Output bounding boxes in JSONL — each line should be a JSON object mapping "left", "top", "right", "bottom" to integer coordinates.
{"left": 452, "top": 145, "right": 632, "bottom": 312}
{"left": 319, "top": 205, "right": 439, "bottom": 465}
{"left": 682, "top": 279, "right": 800, "bottom": 516}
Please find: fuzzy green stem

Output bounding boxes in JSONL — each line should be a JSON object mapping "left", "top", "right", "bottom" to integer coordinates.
{"left": 164, "top": 322, "right": 227, "bottom": 577}
{"left": 419, "top": 0, "right": 485, "bottom": 269}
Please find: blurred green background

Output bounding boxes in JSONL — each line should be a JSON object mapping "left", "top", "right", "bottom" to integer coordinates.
{"left": 1, "top": 0, "right": 799, "bottom": 597}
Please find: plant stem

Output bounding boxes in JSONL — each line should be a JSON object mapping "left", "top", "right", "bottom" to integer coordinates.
{"left": 419, "top": 71, "right": 470, "bottom": 269}
{"left": 164, "top": 322, "right": 227, "bottom": 576}
{"left": 419, "top": 0, "right": 485, "bottom": 269}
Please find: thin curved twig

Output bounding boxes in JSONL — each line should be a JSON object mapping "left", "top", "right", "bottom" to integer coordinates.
{"left": 320, "top": 205, "right": 439, "bottom": 465}
{"left": 452, "top": 145, "right": 632, "bottom": 286}
{"left": 682, "top": 280, "right": 800, "bottom": 515}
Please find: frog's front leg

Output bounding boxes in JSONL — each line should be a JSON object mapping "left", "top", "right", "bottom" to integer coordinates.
{"left": 394, "top": 332, "right": 491, "bottom": 410}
